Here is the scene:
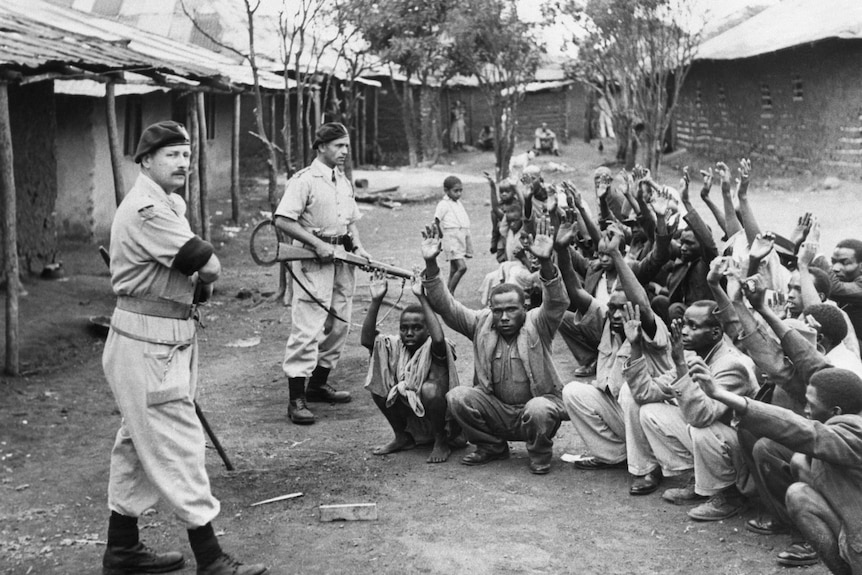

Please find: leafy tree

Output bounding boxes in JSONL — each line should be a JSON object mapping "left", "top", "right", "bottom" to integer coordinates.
{"left": 550, "top": 0, "right": 700, "bottom": 171}
{"left": 345, "top": 0, "right": 455, "bottom": 166}
{"left": 448, "top": 0, "right": 543, "bottom": 179}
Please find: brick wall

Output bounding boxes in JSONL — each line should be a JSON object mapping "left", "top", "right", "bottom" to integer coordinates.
{"left": 675, "top": 39, "right": 862, "bottom": 176}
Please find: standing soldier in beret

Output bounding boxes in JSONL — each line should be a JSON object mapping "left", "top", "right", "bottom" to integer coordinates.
{"left": 274, "top": 122, "right": 372, "bottom": 424}
{"left": 101, "top": 121, "right": 266, "bottom": 575}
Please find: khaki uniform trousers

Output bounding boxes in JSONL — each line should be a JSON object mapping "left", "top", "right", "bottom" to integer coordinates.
{"left": 103, "top": 310, "right": 220, "bottom": 528}
{"left": 283, "top": 256, "right": 355, "bottom": 378}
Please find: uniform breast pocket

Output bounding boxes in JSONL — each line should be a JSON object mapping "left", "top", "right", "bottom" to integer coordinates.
{"left": 143, "top": 343, "right": 192, "bottom": 407}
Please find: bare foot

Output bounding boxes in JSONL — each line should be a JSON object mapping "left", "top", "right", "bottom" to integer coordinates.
{"left": 426, "top": 437, "right": 451, "bottom": 463}
{"left": 372, "top": 434, "right": 415, "bottom": 456}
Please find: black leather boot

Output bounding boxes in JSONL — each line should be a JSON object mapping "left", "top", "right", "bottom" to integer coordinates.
{"left": 103, "top": 542, "right": 185, "bottom": 574}
{"left": 287, "top": 376, "right": 315, "bottom": 424}
{"left": 305, "top": 366, "right": 352, "bottom": 403}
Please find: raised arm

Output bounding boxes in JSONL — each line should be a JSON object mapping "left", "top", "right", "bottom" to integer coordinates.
{"left": 735, "top": 158, "right": 761, "bottom": 245}
{"left": 696, "top": 167, "right": 727, "bottom": 236}
{"left": 361, "top": 272, "right": 388, "bottom": 350}
{"left": 554, "top": 211, "right": 593, "bottom": 314}
{"left": 797, "top": 238, "right": 822, "bottom": 309}
{"left": 412, "top": 278, "right": 446, "bottom": 356}
{"left": 605, "top": 226, "right": 657, "bottom": 338}
{"left": 706, "top": 256, "right": 740, "bottom": 341}
{"left": 564, "top": 181, "right": 601, "bottom": 249}
{"left": 715, "top": 161, "right": 743, "bottom": 239}
{"left": 485, "top": 171, "right": 503, "bottom": 219}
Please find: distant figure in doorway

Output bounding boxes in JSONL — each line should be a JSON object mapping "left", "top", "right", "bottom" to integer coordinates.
{"left": 450, "top": 101, "right": 466, "bottom": 151}
{"left": 534, "top": 122, "right": 560, "bottom": 156}
{"left": 478, "top": 125, "right": 495, "bottom": 151}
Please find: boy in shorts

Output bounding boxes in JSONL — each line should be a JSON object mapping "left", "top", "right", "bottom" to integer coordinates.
{"left": 434, "top": 175, "right": 473, "bottom": 294}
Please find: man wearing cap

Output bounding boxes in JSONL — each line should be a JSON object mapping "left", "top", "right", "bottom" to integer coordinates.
{"left": 102, "top": 121, "right": 266, "bottom": 575}
{"left": 274, "top": 122, "right": 372, "bottom": 425}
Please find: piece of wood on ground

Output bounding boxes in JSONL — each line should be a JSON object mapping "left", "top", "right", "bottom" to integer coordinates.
{"left": 319, "top": 503, "right": 378, "bottom": 522}
{"left": 249, "top": 492, "right": 303, "bottom": 507}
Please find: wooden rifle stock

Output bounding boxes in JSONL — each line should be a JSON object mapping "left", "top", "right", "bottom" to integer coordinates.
{"left": 276, "top": 243, "right": 412, "bottom": 279}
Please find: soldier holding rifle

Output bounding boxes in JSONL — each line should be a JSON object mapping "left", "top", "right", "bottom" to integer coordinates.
{"left": 274, "top": 122, "right": 373, "bottom": 425}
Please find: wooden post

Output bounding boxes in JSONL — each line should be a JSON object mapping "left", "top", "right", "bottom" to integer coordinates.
{"left": 105, "top": 81, "right": 126, "bottom": 206}
{"left": 231, "top": 93, "right": 240, "bottom": 223}
{"left": 186, "top": 96, "right": 201, "bottom": 235}
{"left": 0, "top": 82, "right": 19, "bottom": 376}
{"left": 196, "top": 92, "right": 210, "bottom": 242}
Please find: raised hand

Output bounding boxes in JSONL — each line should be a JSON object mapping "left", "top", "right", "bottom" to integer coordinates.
{"left": 482, "top": 170, "right": 494, "bottom": 185}
{"left": 742, "top": 273, "right": 768, "bottom": 309}
{"left": 527, "top": 215, "right": 554, "bottom": 260}
{"left": 369, "top": 270, "right": 389, "bottom": 300}
{"left": 420, "top": 222, "right": 443, "bottom": 261}
{"left": 622, "top": 302, "right": 642, "bottom": 344}
{"left": 790, "top": 212, "right": 812, "bottom": 247}
{"left": 700, "top": 167, "right": 714, "bottom": 199}
{"left": 715, "top": 161, "right": 732, "bottom": 186}
{"left": 681, "top": 166, "right": 691, "bottom": 204}
{"left": 750, "top": 232, "right": 776, "bottom": 260}
{"left": 808, "top": 216, "right": 821, "bottom": 245}
{"left": 669, "top": 318, "right": 686, "bottom": 366}
{"left": 410, "top": 274, "right": 424, "bottom": 298}
{"left": 707, "top": 255, "right": 731, "bottom": 286}
{"left": 738, "top": 158, "right": 751, "bottom": 184}
{"left": 554, "top": 207, "right": 578, "bottom": 250}
{"left": 688, "top": 358, "right": 717, "bottom": 397}
{"left": 651, "top": 186, "right": 671, "bottom": 216}
{"left": 724, "top": 258, "right": 744, "bottom": 302}
{"left": 563, "top": 181, "right": 583, "bottom": 209}
{"left": 797, "top": 240, "right": 819, "bottom": 268}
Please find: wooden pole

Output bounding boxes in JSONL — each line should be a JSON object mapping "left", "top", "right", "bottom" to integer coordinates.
{"left": 186, "top": 96, "right": 201, "bottom": 235}
{"left": 105, "top": 81, "right": 126, "bottom": 206}
{"left": 231, "top": 93, "right": 240, "bottom": 223}
{"left": 196, "top": 92, "right": 210, "bottom": 242}
{"left": 0, "top": 82, "right": 19, "bottom": 376}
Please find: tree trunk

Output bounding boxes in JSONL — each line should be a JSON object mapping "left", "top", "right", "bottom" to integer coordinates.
{"left": 186, "top": 97, "right": 201, "bottom": 235}
{"left": 231, "top": 94, "right": 240, "bottom": 223}
{"left": 105, "top": 81, "right": 125, "bottom": 207}
{"left": 0, "top": 82, "right": 19, "bottom": 376}
{"left": 196, "top": 92, "right": 210, "bottom": 242}
{"left": 399, "top": 80, "right": 419, "bottom": 167}
{"left": 419, "top": 84, "right": 440, "bottom": 165}
{"left": 614, "top": 114, "right": 630, "bottom": 166}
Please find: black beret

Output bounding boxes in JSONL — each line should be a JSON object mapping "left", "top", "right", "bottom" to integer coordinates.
{"left": 312, "top": 122, "right": 349, "bottom": 149}
{"left": 134, "top": 121, "right": 191, "bottom": 163}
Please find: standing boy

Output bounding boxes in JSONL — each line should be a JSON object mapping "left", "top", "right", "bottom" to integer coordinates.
{"left": 434, "top": 175, "right": 473, "bottom": 295}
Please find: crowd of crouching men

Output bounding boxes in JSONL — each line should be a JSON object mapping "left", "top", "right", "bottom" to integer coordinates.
{"left": 362, "top": 159, "right": 862, "bottom": 575}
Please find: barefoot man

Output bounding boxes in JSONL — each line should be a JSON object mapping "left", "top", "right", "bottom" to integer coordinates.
{"left": 361, "top": 272, "right": 461, "bottom": 463}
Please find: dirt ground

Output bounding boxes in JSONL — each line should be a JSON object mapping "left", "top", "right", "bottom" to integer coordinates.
{"left": 2, "top": 137, "right": 855, "bottom": 575}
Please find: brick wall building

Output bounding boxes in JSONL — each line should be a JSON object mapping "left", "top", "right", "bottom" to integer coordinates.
{"left": 675, "top": 0, "right": 862, "bottom": 176}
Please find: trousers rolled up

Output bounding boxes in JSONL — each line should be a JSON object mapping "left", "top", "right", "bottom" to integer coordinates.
{"left": 283, "top": 257, "right": 355, "bottom": 378}
{"left": 447, "top": 386, "right": 566, "bottom": 462}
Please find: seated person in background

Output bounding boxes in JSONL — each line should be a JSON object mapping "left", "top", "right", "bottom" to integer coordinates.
{"left": 477, "top": 125, "right": 494, "bottom": 151}
{"left": 362, "top": 272, "right": 460, "bottom": 463}
{"left": 633, "top": 301, "right": 758, "bottom": 521}
{"left": 534, "top": 122, "right": 560, "bottom": 155}
{"left": 421, "top": 216, "right": 570, "bottom": 475}
{"left": 698, "top": 367, "right": 862, "bottom": 575}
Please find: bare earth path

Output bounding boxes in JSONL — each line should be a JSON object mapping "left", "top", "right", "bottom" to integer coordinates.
{"left": 2, "top": 139, "right": 851, "bottom": 574}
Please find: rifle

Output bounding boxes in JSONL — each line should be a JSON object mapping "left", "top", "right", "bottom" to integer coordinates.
{"left": 249, "top": 219, "right": 412, "bottom": 279}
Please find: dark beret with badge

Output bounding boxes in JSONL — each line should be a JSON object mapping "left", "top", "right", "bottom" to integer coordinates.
{"left": 312, "top": 122, "right": 349, "bottom": 150}
{"left": 134, "top": 121, "right": 191, "bottom": 163}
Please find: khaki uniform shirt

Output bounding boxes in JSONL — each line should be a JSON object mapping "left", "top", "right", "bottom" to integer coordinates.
{"left": 274, "top": 158, "right": 361, "bottom": 236}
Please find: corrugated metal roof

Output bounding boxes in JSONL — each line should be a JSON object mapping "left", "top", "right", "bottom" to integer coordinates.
{"left": 0, "top": 0, "right": 287, "bottom": 90}
{"left": 696, "top": 0, "right": 862, "bottom": 60}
